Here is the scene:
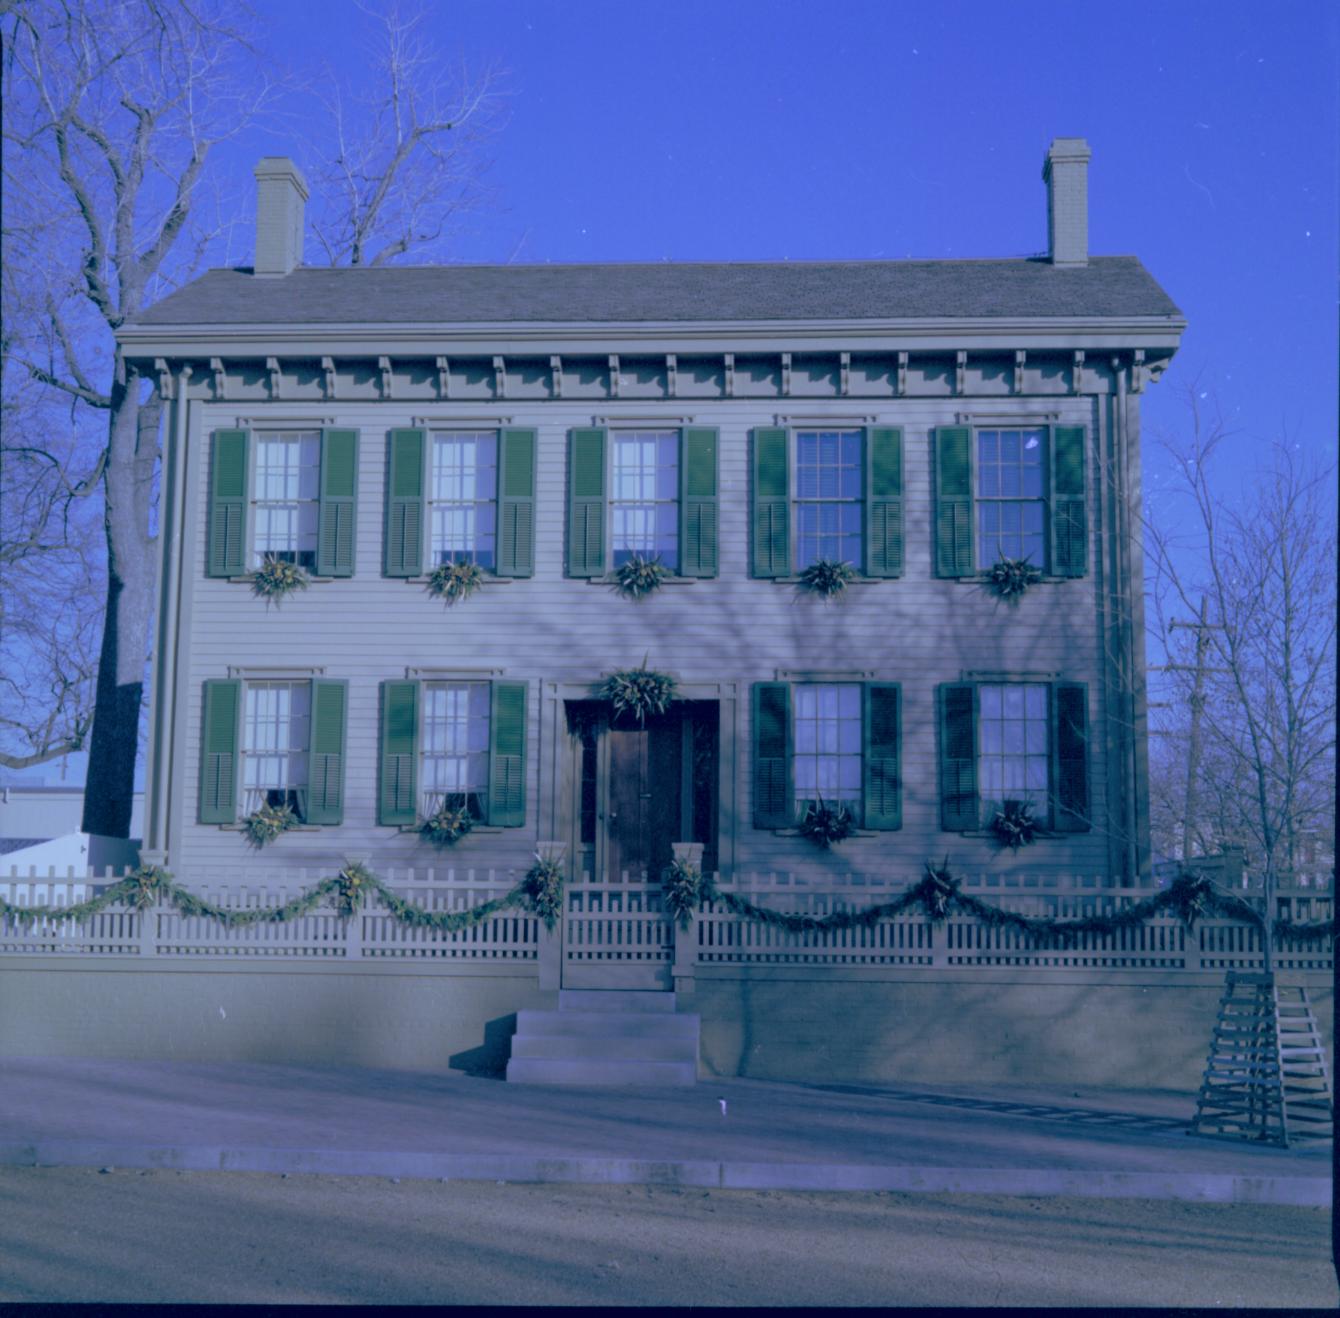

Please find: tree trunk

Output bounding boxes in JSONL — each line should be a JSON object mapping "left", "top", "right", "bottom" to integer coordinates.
{"left": 81, "top": 369, "right": 160, "bottom": 838}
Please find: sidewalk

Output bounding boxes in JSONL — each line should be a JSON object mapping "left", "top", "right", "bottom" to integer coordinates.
{"left": 0, "top": 1057, "right": 1331, "bottom": 1205}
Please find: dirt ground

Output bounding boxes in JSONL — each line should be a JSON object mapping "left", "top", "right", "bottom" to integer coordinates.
{"left": 1, "top": 1166, "right": 1335, "bottom": 1307}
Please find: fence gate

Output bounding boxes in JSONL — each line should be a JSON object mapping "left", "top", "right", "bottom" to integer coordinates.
{"left": 561, "top": 875, "right": 674, "bottom": 989}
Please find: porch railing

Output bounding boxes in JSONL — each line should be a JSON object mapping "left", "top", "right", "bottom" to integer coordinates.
{"left": 0, "top": 866, "right": 1332, "bottom": 975}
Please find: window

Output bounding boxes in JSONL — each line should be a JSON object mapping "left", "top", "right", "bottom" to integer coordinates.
{"left": 241, "top": 680, "right": 310, "bottom": 818}
{"left": 937, "top": 681, "right": 1089, "bottom": 833}
{"left": 976, "top": 429, "right": 1045, "bottom": 568}
{"left": 752, "top": 681, "right": 901, "bottom": 831}
{"left": 792, "top": 683, "right": 863, "bottom": 820}
{"left": 611, "top": 430, "right": 679, "bottom": 571}
{"left": 978, "top": 684, "right": 1049, "bottom": 813}
{"left": 421, "top": 681, "right": 491, "bottom": 819}
{"left": 794, "top": 430, "right": 862, "bottom": 571}
{"left": 252, "top": 432, "right": 320, "bottom": 569}
{"left": 429, "top": 431, "right": 497, "bottom": 569}
{"left": 934, "top": 425, "right": 1087, "bottom": 579}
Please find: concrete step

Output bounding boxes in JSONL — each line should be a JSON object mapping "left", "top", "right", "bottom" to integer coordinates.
{"left": 510, "top": 1032, "right": 699, "bottom": 1062}
{"left": 516, "top": 1009, "right": 699, "bottom": 1038}
{"left": 558, "top": 990, "right": 676, "bottom": 1013}
{"left": 505, "top": 1057, "right": 697, "bottom": 1086}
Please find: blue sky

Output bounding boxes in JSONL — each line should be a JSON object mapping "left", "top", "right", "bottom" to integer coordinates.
{"left": 13, "top": 0, "right": 1337, "bottom": 787}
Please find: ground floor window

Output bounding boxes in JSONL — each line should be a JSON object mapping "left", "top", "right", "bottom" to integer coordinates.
{"left": 241, "top": 680, "right": 310, "bottom": 818}
{"left": 977, "top": 683, "right": 1049, "bottom": 814}
{"left": 421, "top": 681, "right": 490, "bottom": 819}
{"left": 792, "top": 683, "right": 862, "bottom": 821}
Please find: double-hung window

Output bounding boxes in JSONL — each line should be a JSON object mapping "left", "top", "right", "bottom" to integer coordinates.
{"left": 420, "top": 681, "right": 492, "bottom": 819}
{"left": 934, "top": 424, "right": 1087, "bottom": 578}
{"left": 384, "top": 428, "right": 536, "bottom": 578}
{"left": 793, "top": 430, "right": 863, "bottom": 571}
{"left": 428, "top": 432, "right": 498, "bottom": 569}
{"left": 566, "top": 426, "right": 719, "bottom": 578}
{"left": 252, "top": 433, "right": 320, "bottom": 569}
{"left": 199, "top": 677, "right": 348, "bottom": 826}
{"left": 206, "top": 428, "right": 359, "bottom": 579}
{"left": 938, "top": 680, "right": 1089, "bottom": 833}
{"left": 753, "top": 681, "right": 901, "bottom": 831}
{"left": 610, "top": 430, "right": 679, "bottom": 571}
{"left": 378, "top": 678, "right": 529, "bottom": 828}
{"left": 751, "top": 426, "right": 903, "bottom": 579}
{"left": 241, "top": 680, "right": 310, "bottom": 817}
{"left": 975, "top": 429, "right": 1046, "bottom": 568}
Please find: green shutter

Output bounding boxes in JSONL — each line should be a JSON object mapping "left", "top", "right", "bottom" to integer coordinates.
{"left": 383, "top": 429, "right": 425, "bottom": 577}
{"left": 199, "top": 679, "right": 241, "bottom": 823}
{"left": 1050, "top": 426, "right": 1087, "bottom": 577}
{"left": 497, "top": 428, "right": 536, "bottom": 577}
{"left": 487, "top": 681, "right": 527, "bottom": 827}
{"left": 317, "top": 429, "right": 358, "bottom": 577}
{"left": 679, "top": 427, "right": 719, "bottom": 577}
{"left": 938, "top": 683, "right": 979, "bottom": 830}
{"left": 752, "top": 427, "right": 790, "bottom": 577}
{"left": 207, "top": 430, "right": 249, "bottom": 577}
{"left": 378, "top": 680, "right": 419, "bottom": 825}
{"left": 865, "top": 426, "right": 903, "bottom": 577}
{"left": 1051, "top": 682, "right": 1090, "bottom": 832}
{"left": 863, "top": 683, "right": 902, "bottom": 829}
{"left": 935, "top": 426, "right": 974, "bottom": 577}
{"left": 306, "top": 679, "right": 348, "bottom": 824}
{"left": 567, "top": 428, "right": 606, "bottom": 577}
{"left": 753, "top": 682, "right": 792, "bottom": 828}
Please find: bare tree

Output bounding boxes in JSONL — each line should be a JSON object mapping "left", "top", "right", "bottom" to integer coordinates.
{"left": 1, "top": 0, "right": 274, "bottom": 827}
{"left": 305, "top": 2, "right": 503, "bottom": 267}
{"left": 1145, "top": 388, "right": 1337, "bottom": 954}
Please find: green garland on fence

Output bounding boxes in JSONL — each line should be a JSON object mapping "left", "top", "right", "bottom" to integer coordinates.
{"left": 0, "top": 859, "right": 1333, "bottom": 947}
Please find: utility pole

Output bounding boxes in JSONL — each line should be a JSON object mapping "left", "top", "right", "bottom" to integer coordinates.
{"left": 1175, "top": 597, "right": 1212, "bottom": 865}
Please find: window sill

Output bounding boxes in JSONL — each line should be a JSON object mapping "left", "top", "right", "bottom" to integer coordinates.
{"left": 585, "top": 575, "right": 699, "bottom": 586}
{"left": 228, "top": 575, "right": 336, "bottom": 585}
{"left": 393, "top": 824, "right": 504, "bottom": 836}
{"left": 217, "top": 823, "right": 325, "bottom": 833}
{"left": 955, "top": 829, "right": 1058, "bottom": 840}
{"left": 400, "top": 574, "right": 515, "bottom": 585}
{"left": 769, "top": 828, "right": 886, "bottom": 839}
{"left": 770, "top": 576, "right": 888, "bottom": 586}
{"left": 950, "top": 575, "right": 1073, "bottom": 585}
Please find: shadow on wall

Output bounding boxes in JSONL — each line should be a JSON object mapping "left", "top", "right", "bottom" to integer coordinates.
{"left": 449, "top": 1013, "right": 518, "bottom": 1079}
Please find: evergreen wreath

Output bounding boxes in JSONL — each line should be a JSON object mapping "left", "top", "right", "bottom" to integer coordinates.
{"left": 522, "top": 853, "right": 565, "bottom": 930}
{"left": 243, "top": 801, "right": 298, "bottom": 847}
{"left": 251, "top": 555, "right": 309, "bottom": 601}
{"left": 419, "top": 801, "right": 475, "bottom": 846}
{"left": 662, "top": 855, "right": 704, "bottom": 928}
{"left": 798, "top": 558, "right": 856, "bottom": 598}
{"left": 613, "top": 554, "right": 670, "bottom": 599}
{"left": 427, "top": 559, "right": 485, "bottom": 605}
{"left": 986, "top": 556, "right": 1042, "bottom": 601}
{"left": 599, "top": 658, "right": 676, "bottom": 725}
{"left": 991, "top": 798, "right": 1041, "bottom": 849}
{"left": 797, "top": 799, "right": 856, "bottom": 849}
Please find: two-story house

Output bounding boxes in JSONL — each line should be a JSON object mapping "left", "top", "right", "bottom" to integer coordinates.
{"left": 124, "top": 138, "right": 1183, "bottom": 929}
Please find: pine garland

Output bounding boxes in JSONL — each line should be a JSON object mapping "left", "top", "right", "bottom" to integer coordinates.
{"left": 0, "top": 861, "right": 1332, "bottom": 947}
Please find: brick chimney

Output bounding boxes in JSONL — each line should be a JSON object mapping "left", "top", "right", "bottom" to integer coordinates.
{"left": 253, "top": 157, "right": 309, "bottom": 277}
{"left": 1042, "top": 138, "right": 1091, "bottom": 267}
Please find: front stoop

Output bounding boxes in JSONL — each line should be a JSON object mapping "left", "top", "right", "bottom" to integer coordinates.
{"left": 506, "top": 990, "right": 699, "bottom": 1086}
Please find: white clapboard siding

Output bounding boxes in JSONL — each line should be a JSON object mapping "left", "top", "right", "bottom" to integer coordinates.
{"left": 174, "top": 394, "right": 1113, "bottom": 880}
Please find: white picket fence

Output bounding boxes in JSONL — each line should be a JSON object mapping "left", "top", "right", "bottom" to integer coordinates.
{"left": 0, "top": 866, "right": 1332, "bottom": 974}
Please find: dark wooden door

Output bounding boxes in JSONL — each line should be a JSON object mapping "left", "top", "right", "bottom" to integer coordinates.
{"left": 606, "top": 714, "right": 682, "bottom": 881}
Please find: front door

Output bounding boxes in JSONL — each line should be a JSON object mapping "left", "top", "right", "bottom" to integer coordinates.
{"left": 563, "top": 702, "right": 717, "bottom": 989}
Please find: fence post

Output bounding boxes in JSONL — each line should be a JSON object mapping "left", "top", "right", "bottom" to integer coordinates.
{"left": 138, "top": 884, "right": 158, "bottom": 958}
{"left": 537, "top": 841, "right": 566, "bottom": 992}
{"left": 1183, "top": 919, "right": 1202, "bottom": 973}
{"left": 670, "top": 843, "right": 703, "bottom": 996}
{"left": 930, "top": 914, "right": 948, "bottom": 968}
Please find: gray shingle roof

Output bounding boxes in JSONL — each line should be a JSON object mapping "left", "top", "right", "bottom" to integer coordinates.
{"left": 131, "top": 256, "right": 1182, "bottom": 326}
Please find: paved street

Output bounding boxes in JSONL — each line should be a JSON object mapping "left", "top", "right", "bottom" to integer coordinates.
{"left": 1, "top": 1167, "right": 1335, "bottom": 1307}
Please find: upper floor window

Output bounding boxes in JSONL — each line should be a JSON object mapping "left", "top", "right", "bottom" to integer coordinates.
{"left": 792, "top": 683, "right": 862, "bottom": 820}
{"left": 794, "top": 430, "right": 862, "bottom": 572}
{"left": 241, "top": 679, "right": 310, "bottom": 818}
{"left": 611, "top": 430, "right": 679, "bottom": 571}
{"left": 429, "top": 431, "right": 497, "bottom": 569}
{"left": 751, "top": 426, "right": 903, "bottom": 580}
{"left": 421, "top": 680, "right": 491, "bottom": 819}
{"left": 252, "top": 432, "right": 320, "bottom": 569}
{"left": 975, "top": 429, "right": 1045, "bottom": 569}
